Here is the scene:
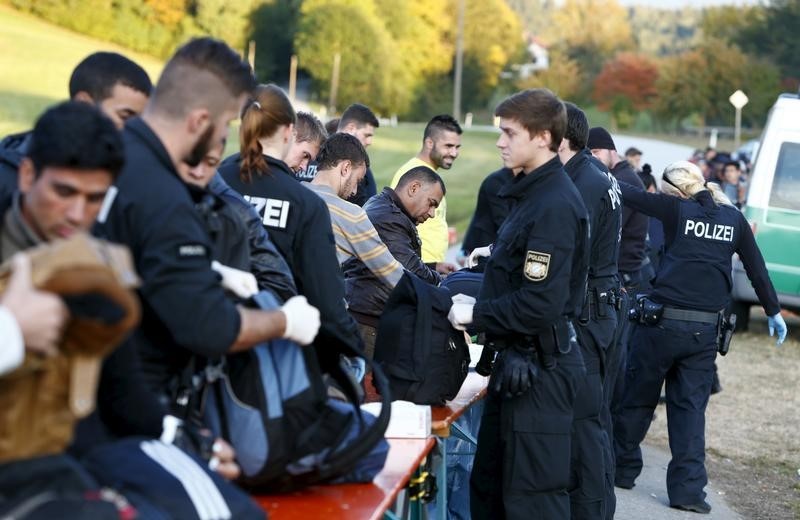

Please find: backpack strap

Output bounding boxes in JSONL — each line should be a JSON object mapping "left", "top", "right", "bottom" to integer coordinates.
{"left": 407, "top": 273, "right": 433, "bottom": 394}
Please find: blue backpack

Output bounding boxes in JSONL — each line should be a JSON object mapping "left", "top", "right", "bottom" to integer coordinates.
{"left": 197, "top": 291, "right": 391, "bottom": 492}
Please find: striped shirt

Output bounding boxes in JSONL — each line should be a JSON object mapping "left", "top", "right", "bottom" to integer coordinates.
{"left": 306, "top": 183, "right": 404, "bottom": 289}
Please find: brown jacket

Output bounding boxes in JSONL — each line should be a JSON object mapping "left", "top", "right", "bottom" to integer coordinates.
{"left": 0, "top": 233, "right": 140, "bottom": 462}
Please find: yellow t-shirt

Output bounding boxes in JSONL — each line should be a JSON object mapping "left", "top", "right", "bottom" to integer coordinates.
{"left": 390, "top": 157, "right": 448, "bottom": 263}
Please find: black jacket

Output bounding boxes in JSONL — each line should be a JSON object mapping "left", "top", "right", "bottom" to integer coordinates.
{"left": 344, "top": 187, "right": 441, "bottom": 318}
{"left": 94, "top": 118, "right": 242, "bottom": 393}
{"left": 461, "top": 167, "right": 514, "bottom": 254}
{"left": 472, "top": 156, "right": 589, "bottom": 338}
{"left": 207, "top": 173, "right": 297, "bottom": 302}
{"left": 610, "top": 159, "right": 648, "bottom": 273}
{"left": 619, "top": 185, "right": 779, "bottom": 315}
{"left": 565, "top": 151, "right": 621, "bottom": 283}
{"left": 219, "top": 153, "right": 364, "bottom": 360}
{"left": 0, "top": 131, "right": 31, "bottom": 203}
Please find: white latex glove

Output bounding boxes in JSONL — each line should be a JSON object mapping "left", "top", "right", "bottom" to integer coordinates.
{"left": 451, "top": 293, "right": 476, "bottom": 305}
{"left": 448, "top": 302, "right": 474, "bottom": 331}
{"left": 466, "top": 245, "right": 492, "bottom": 268}
{"left": 280, "top": 295, "right": 320, "bottom": 345}
{"left": 211, "top": 261, "right": 258, "bottom": 299}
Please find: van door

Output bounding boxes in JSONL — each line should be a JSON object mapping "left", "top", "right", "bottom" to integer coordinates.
{"left": 761, "top": 140, "right": 800, "bottom": 294}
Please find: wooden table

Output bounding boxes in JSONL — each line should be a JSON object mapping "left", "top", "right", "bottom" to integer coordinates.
{"left": 430, "top": 372, "right": 489, "bottom": 438}
{"left": 254, "top": 437, "right": 436, "bottom": 520}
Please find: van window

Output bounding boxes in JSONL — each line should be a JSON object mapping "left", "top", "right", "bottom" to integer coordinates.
{"left": 769, "top": 141, "right": 800, "bottom": 211}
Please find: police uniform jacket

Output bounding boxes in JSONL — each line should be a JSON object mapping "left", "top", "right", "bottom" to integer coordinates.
{"left": 218, "top": 153, "right": 365, "bottom": 359}
{"left": 564, "top": 151, "right": 621, "bottom": 285}
{"left": 461, "top": 167, "right": 513, "bottom": 254}
{"left": 208, "top": 173, "right": 297, "bottom": 302}
{"left": 344, "top": 187, "right": 441, "bottom": 320}
{"left": 619, "top": 184, "right": 780, "bottom": 315}
{"left": 610, "top": 159, "right": 648, "bottom": 273}
{"left": 472, "top": 156, "right": 589, "bottom": 339}
{"left": 94, "top": 118, "right": 242, "bottom": 392}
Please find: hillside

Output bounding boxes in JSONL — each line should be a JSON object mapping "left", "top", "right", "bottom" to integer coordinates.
{"left": 0, "top": 5, "right": 163, "bottom": 136}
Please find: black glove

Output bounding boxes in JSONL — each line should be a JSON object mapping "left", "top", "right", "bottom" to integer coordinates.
{"left": 491, "top": 345, "right": 538, "bottom": 399}
{"left": 475, "top": 348, "right": 496, "bottom": 377}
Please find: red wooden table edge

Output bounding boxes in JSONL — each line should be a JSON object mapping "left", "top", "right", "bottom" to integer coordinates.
{"left": 253, "top": 437, "right": 437, "bottom": 520}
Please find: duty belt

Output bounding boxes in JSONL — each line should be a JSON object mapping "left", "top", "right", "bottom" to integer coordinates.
{"left": 661, "top": 306, "right": 719, "bottom": 324}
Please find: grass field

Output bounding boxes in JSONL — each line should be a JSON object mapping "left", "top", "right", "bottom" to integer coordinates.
{"left": 0, "top": 5, "right": 163, "bottom": 137}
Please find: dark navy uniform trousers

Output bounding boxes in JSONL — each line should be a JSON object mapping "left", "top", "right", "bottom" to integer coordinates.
{"left": 471, "top": 345, "right": 585, "bottom": 520}
{"left": 613, "top": 317, "right": 717, "bottom": 506}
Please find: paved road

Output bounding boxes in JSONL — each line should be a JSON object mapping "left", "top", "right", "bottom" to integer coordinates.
{"left": 616, "top": 444, "right": 741, "bottom": 519}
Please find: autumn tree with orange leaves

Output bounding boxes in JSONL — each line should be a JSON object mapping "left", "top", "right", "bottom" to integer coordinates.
{"left": 592, "top": 53, "right": 658, "bottom": 129}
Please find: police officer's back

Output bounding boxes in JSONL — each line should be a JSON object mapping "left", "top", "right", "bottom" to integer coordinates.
{"left": 219, "top": 84, "right": 365, "bottom": 367}
{"left": 613, "top": 161, "right": 787, "bottom": 514}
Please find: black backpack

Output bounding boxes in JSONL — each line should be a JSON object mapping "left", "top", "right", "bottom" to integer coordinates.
{"left": 374, "top": 272, "right": 470, "bottom": 405}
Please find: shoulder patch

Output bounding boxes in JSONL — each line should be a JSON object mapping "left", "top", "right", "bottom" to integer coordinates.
{"left": 524, "top": 250, "right": 550, "bottom": 282}
{"left": 177, "top": 243, "right": 208, "bottom": 258}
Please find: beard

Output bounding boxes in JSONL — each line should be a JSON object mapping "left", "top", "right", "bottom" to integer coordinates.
{"left": 184, "top": 123, "right": 216, "bottom": 167}
{"left": 430, "top": 147, "right": 452, "bottom": 170}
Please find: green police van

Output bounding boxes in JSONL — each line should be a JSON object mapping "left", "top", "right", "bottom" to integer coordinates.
{"left": 731, "top": 92, "right": 800, "bottom": 329}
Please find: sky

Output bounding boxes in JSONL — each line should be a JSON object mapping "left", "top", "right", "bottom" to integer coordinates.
{"left": 618, "top": 0, "right": 759, "bottom": 6}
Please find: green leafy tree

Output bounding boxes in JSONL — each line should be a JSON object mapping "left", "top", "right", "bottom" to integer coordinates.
{"left": 461, "top": 0, "right": 524, "bottom": 111}
{"left": 735, "top": 0, "right": 800, "bottom": 87}
{"left": 247, "top": 0, "right": 302, "bottom": 82}
{"left": 294, "top": 0, "right": 395, "bottom": 113}
{"left": 516, "top": 49, "right": 582, "bottom": 101}
{"left": 545, "top": 0, "right": 634, "bottom": 82}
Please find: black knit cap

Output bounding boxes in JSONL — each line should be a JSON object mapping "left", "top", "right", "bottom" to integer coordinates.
{"left": 587, "top": 127, "right": 616, "bottom": 151}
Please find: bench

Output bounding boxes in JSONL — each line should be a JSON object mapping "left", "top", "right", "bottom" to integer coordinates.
{"left": 256, "top": 371, "right": 490, "bottom": 519}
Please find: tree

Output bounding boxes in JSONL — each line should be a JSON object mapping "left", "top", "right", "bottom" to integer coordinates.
{"left": 545, "top": 0, "right": 634, "bottom": 82}
{"left": 592, "top": 53, "right": 658, "bottom": 129}
{"left": 247, "top": 0, "right": 302, "bottom": 82}
{"left": 374, "top": 0, "right": 455, "bottom": 115}
{"left": 294, "top": 0, "right": 395, "bottom": 113}
{"left": 654, "top": 39, "right": 780, "bottom": 128}
{"left": 191, "top": 0, "right": 257, "bottom": 52}
{"left": 461, "top": 0, "right": 524, "bottom": 111}
{"left": 516, "top": 49, "right": 582, "bottom": 101}
{"left": 736, "top": 0, "right": 800, "bottom": 88}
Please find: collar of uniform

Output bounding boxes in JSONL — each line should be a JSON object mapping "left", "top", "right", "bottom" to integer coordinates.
{"left": 563, "top": 150, "right": 589, "bottom": 180}
{"left": 611, "top": 158, "right": 633, "bottom": 175}
{"left": 125, "top": 117, "right": 179, "bottom": 178}
{"left": 384, "top": 187, "right": 417, "bottom": 224}
{"left": 264, "top": 155, "right": 295, "bottom": 177}
{"left": 696, "top": 189, "right": 716, "bottom": 208}
{"left": 499, "top": 155, "right": 562, "bottom": 200}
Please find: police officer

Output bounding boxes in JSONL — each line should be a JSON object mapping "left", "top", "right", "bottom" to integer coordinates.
{"left": 613, "top": 161, "right": 788, "bottom": 514}
{"left": 95, "top": 39, "right": 320, "bottom": 398}
{"left": 218, "top": 84, "right": 366, "bottom": 373}
{"left": 448, "top": 88, "right": 589, "bottom": 519}
{"left": 558, "top": 103, "right": 622, "bottom": 519}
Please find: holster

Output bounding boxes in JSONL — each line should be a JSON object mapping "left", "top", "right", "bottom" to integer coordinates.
{"left": 628, "top": 295, "right": 663, "bottom": 326}
{"left": 717, "top": 313, "right": 737, "bottom": 356}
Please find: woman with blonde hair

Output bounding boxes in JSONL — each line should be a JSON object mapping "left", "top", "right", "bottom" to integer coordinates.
{"left": 612, "top": 160, "right": 787, "bottom": 514}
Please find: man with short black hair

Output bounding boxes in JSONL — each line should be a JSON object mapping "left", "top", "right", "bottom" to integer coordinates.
{"left": 390, "top": 114, "right": 462, "bottom": 267}
{"left": 0, "top": 52, "right": 153, "bottom": 201}
{"left": 344, "top": 166, "right": 445, "bottom": 356}
{"left": 624, "top": 146, "right": 643, "bottom": 173}
{"left": 308, "top": 134, "right": 404, "bottom": 358}
{"left": 337, "top": 103, "right": 379, "bottom": 206}
{"left": 448, "top": 89, "right": 589, "bottom": 519}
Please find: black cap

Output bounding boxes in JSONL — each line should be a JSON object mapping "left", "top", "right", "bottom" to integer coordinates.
{"left": 587, "top": 127, "right": 616, "bottom": 151}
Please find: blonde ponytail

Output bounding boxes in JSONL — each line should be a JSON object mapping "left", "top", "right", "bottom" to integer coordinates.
{"left": 662, "top": 161, "right": 734, "bottom": 207}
